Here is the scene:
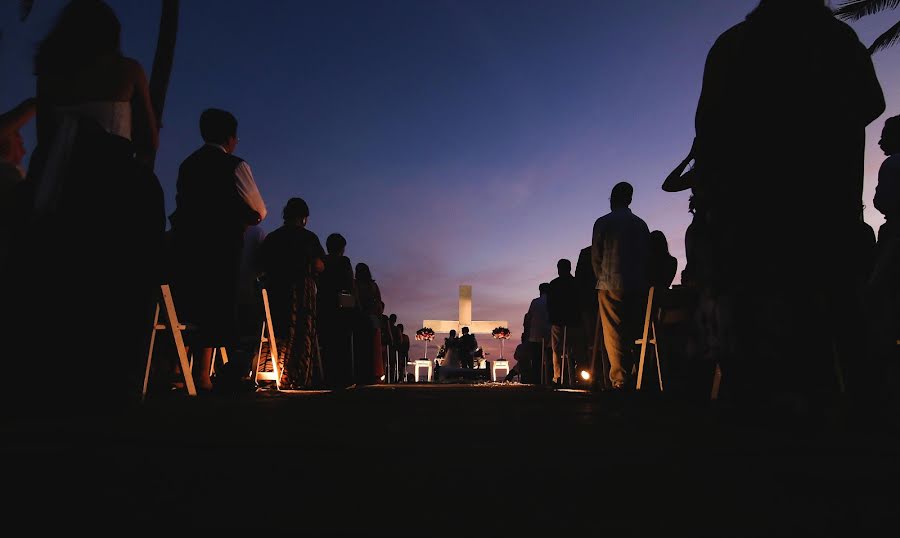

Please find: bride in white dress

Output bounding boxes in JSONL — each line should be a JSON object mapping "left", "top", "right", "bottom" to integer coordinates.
{"left": 8, "top": 0, "right": 163, "bottom": 407}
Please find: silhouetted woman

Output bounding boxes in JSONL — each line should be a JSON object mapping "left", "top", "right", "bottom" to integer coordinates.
{"left": 9, "top": 0, "right": 164, "bottom": 407}
{"left": 648, "top": 230, "right": 678, "bottom": 291}
{"left": 262, "top": 198, "right": 325, "bottom": 389}
{"left": 354, "top": 263, "right": 385, "bottom": 382}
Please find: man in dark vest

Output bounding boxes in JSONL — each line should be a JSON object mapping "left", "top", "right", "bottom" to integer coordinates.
{"left": 171, "top": 108, "right": 267, "bottom": 392}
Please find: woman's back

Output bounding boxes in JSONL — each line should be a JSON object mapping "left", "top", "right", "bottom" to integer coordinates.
{"left": 356, "top": 279, "right": 381, "bottom": 315}
{"left": 34, "top": 0, "right": 158, "bottom": 159}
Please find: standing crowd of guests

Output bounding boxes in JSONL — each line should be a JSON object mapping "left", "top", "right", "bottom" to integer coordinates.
{"left": 516, "top": 0, "right": 900, "bottom": 420}
{"left": 1, "top": 0, "right": 898, "bottom": 414}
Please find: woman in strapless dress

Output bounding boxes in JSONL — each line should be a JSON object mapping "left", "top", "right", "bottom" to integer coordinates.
{"left": 7, "top": 0, "right": 164, "bottom": 408}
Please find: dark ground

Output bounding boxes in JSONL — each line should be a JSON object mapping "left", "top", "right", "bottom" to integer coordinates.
{"left": 3, "top": 383, "right": 899, "bottom": 535}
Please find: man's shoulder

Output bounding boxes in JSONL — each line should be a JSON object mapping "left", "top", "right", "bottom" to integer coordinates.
{"left": 226, "top": 152, "right": 246, "bottom": 169}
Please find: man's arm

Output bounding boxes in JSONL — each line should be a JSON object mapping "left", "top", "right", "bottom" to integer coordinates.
{"left": 234, "top": 161, "right": 268, "bottom": 222}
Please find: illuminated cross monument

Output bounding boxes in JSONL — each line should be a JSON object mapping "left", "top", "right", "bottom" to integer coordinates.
{"left": 424, "top": 285, "right": 508, "bottom": 336}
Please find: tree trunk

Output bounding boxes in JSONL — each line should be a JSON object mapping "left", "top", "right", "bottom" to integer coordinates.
{"left": 147, "top": 0, "right": 179, "bottom": 169}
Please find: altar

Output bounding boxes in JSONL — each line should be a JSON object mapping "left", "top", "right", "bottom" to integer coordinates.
{"left": 415, "top": 285, "right": 510, "bottom": 383}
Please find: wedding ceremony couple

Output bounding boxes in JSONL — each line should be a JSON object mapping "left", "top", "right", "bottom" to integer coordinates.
{"left": 436, "top": 327, "right": 481, "bottom": 370}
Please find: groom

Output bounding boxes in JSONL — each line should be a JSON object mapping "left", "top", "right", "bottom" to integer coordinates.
{"left": 459, "top": 326, "right": 478, "bottom": 369}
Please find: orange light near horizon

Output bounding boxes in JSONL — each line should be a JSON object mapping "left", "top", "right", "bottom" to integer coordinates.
{"left": 580, "top": 370, "right": 591, "bottom": 381}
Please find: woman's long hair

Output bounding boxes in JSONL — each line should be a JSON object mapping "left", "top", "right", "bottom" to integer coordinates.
{"left": 355, "top": 263, "right": 373, "bottom": 282}
{"left": 35, "top": 0, "right": 122, "bottom": 77}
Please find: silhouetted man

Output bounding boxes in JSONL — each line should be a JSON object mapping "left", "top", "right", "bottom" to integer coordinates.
{"left": 526, "top": 283, "right": 551, "bottom": 383}
{"left": 694, "top": 0, "right": 884, "bottom": 407}
{"left": 171, "top": 108, "right": 267, "bottom": 391}
{"left": 459, "top": 326, "right": 478, "bottom": 369}
{"left": 592, "top": 182, "right": 649, "bottom": 390}
{"left": 548, "top": 259, "right": 581, "bottom": 386}
{"left": 397, "top": 323, "right": 410, "bottom": 368}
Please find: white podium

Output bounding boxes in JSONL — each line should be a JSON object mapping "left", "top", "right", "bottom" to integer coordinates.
{"left": 413, "top": 360, "right": 433, "bottom": 382}
{"left": 491, "top": 360, "right": 509, "bottom": 382}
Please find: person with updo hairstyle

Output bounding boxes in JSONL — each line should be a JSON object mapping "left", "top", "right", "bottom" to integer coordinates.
{"left": 261, "top": 197, "right": 325, "bottom": 389}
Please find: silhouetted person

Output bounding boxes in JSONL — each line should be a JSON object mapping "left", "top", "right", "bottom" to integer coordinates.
{"left": 693, "top": 0, "right": 885, "bottom": 411}
{"left": 318, "top": 233, "right": 355, "bottom": 387}
{"left": 592, "top": 182, "right": 649, "bottom": 390}
{"left": 662, "top": 140, "right": 713, "bottom": 288}
{"left": 875, "top": 115, "right": 900, "bottom": 250}
{"left": 648, "top": 230, "right": 677, "bottom": 291}
{"left": 868, "top": 115, "right": 900, "bottom": 402}
{"left": 171, "top": 108, "right": 267, "bottom": 392}
{"left": 459, "top": 326, "right": 478, "bottom": 369}
{"left": 574, "top": 245, "right": 600, "bottom": 383}
{"left": 355, "top": 263, "right": 385, "bottom": 382}
{"left": 526, "top": 283, "right": 551, "bottom": 383}
{"left": 397, "top": 323, "right": 410, "bottom": 370}
{"left": 261, "top": 198, "right": 325, "bottom": 389}
{"left": 548, "top": 259, "right": 581, "bottom": 386}
{"left": 7, "top": 0, "right": 165, "bottom": 408}
{"left": 388, "top": 313, "right": 401, "bottom": 381}
{"left": 438, "top": 329, "right": 462, "bottom": 373}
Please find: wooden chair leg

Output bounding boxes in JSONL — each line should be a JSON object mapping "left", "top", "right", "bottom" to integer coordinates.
{"left": 160, "top": 284, "right": 196, "bottom": 396}
{"left": 141, "top": 302, "right": 161, "bottom": 401}
{"left": 710, "top": 363, "right": 722, "bottom": 401}
{"left": 636, "top": 287, "right": 655, "bottom": 390}
{"left": 652, "top": 321, "right": 663, "bottom": 391}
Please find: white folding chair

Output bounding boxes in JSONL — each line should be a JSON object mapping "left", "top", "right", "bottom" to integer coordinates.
{"left": 249, "top": 287, "right": 280, "bottom": 388}
{"left": 635, "top": 287, "right": 664, "bottom": 391}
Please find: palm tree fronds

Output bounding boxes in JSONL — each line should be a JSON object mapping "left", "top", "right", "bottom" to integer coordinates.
{"left": 868, "top": 17, "right": 900, "bottom": 52}
{"left": 834, "top": 0, "right": 900, "bottom": 21}
{"left": 19, "top": 0, "right": 34, "bottom": 21}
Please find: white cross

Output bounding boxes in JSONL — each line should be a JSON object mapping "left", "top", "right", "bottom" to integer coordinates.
{"left": 423, "top": 285, "right": 508, "bottom": 335}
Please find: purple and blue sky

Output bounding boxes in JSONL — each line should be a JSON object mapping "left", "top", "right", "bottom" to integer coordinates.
{"left": 3, "top": 1, "right": 899, "bottom": 360}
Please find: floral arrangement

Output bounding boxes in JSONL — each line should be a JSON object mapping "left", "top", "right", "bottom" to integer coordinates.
{"left": 416, "top": 327, "right": 436, "bottom": 341}
{"left": 491, "top": 327, "right": 511, "bottom": 340}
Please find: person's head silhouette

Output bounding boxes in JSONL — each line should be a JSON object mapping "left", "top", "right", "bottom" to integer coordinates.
{"left": 880, "top": 115, "right": 900, "bottom": 156}
{"left": 557, "top": 259, "right": 572, "bottom": 277}
{"left": 389, "top": 313, "right": 397, "bottom": 325}
{"left": 397, "top": 324, "right": 404, "bottom": 334}
{"left": 326, "top": 233, "right": 347, "bottom": 256}
{"left": 449, "top": 330, "right": 457, "bottom": 339}
{"left": 355, "top": 262, "right": 372, "bottom": 282}
{"left": 610, "top": 182, "right": 633, "bottom": 210}
{"left": 462, "top": 326, "right": 470, "bottom": 335}
{"left": 282, "top": 197, "right": 309, "bottom": 227}
{"left": 650, "top": 230, "right": 670, "bottom": 256}
{"left": 539, "top": 282, "right": 550, "bottom": 296}
{"left": 35, "top": 0, "right": 122, "bottom": 77}
{"left": 200, "top": 108, "right": 239, "bottom": 153}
